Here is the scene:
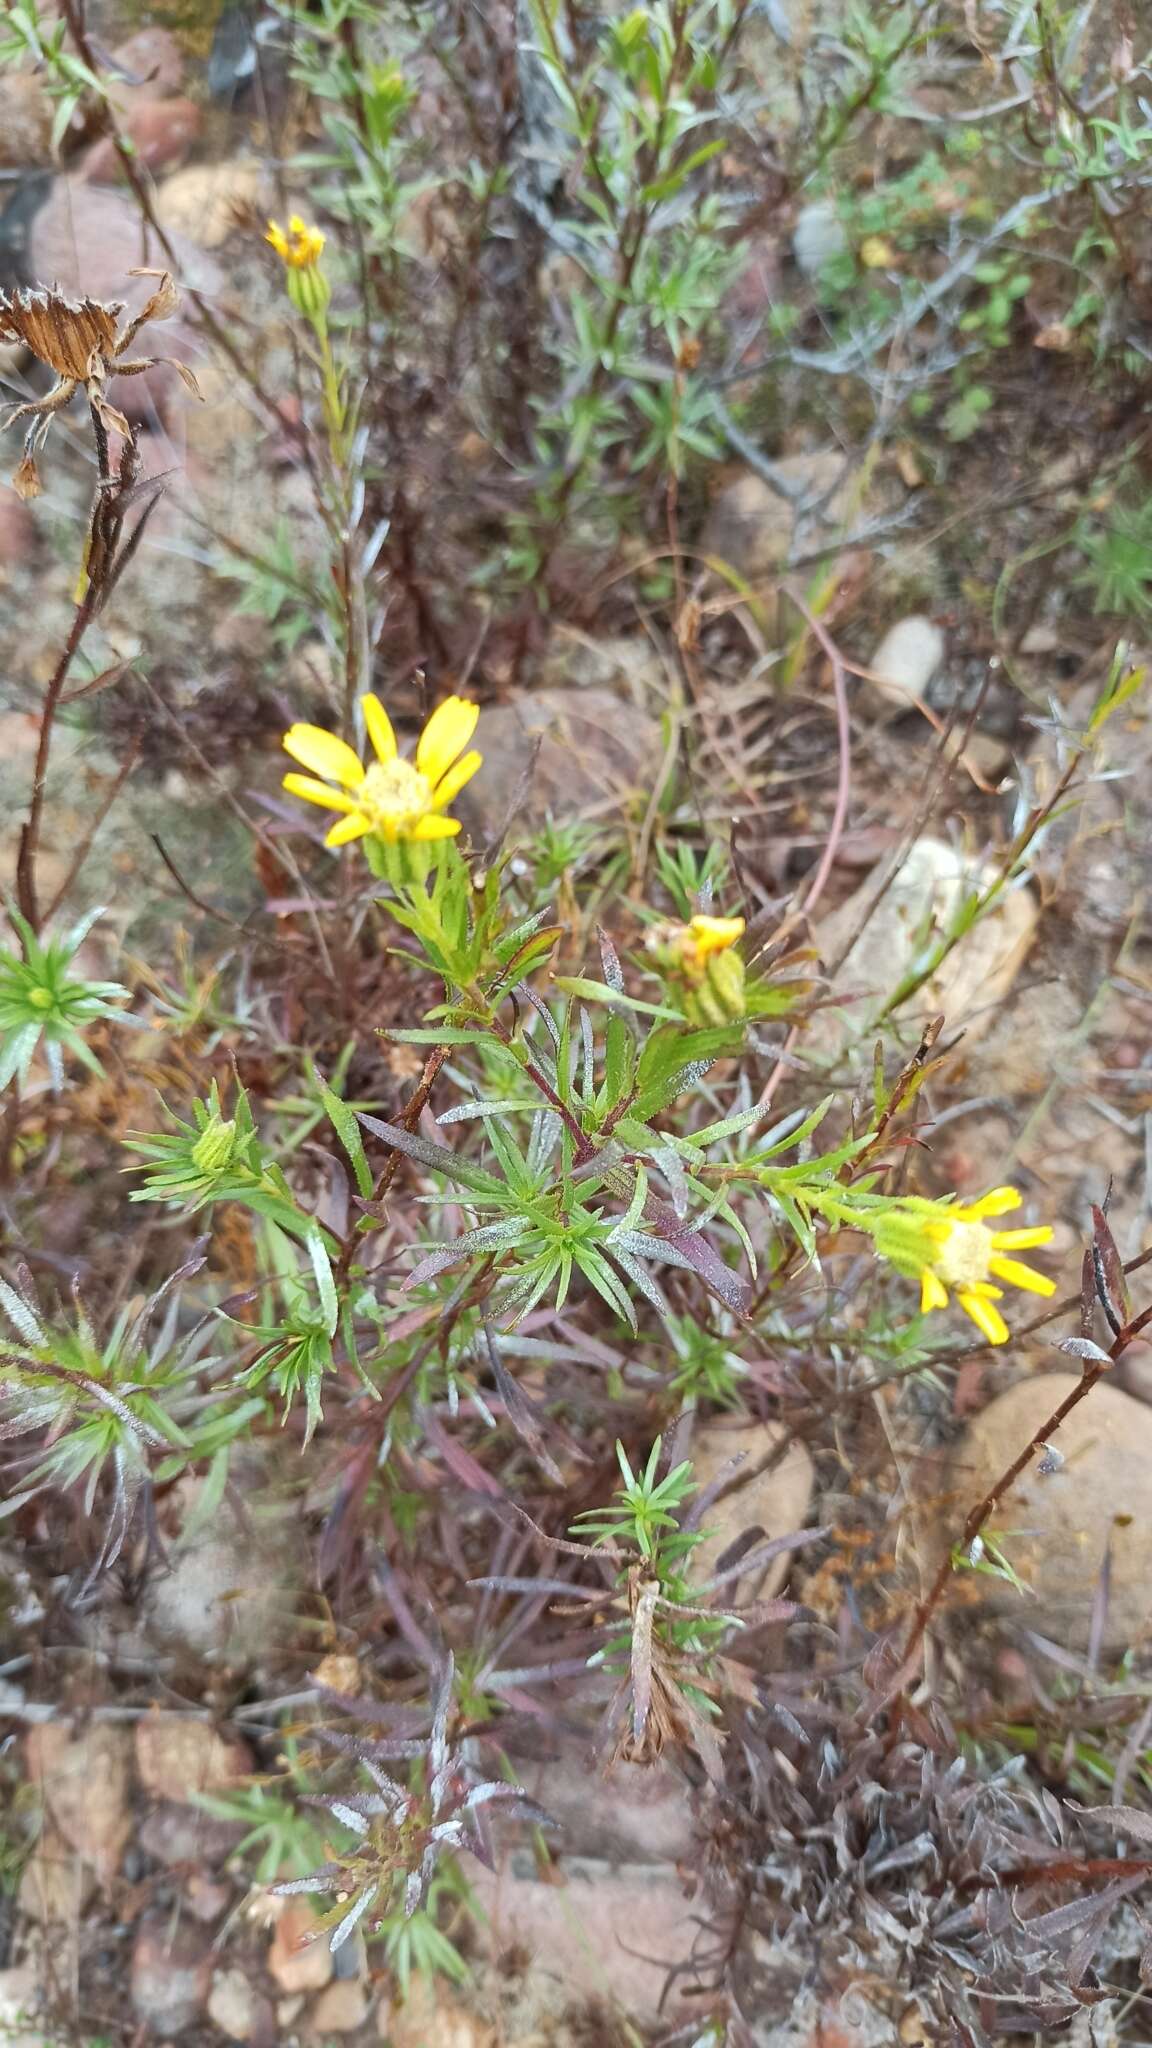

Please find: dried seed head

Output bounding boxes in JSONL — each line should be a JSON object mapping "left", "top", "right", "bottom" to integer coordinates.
{"left": 0, "top": 272, "right": 200, "bottom": 493}
{"left": 0, "top": 289, "right": 120, "bottom": 380}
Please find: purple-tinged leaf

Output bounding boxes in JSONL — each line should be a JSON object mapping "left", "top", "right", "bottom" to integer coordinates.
{"left": 372, "top": 1556, "right": 440, "bottom": 1664}
{"left": 718, "top": 1596, "right": 801, "bottom": 1626}
{"left": 702, "top": 1528, "right": 829, "bottom": 1592}
{"left": 421, "top": 1409, "right": 505, "bottom": 1497}
{"left": 597, "top": 926, "right": 624, "bottom": 993}
{"left": 1067, "top": 1800, "right": 1152, "bottom": 1845}
{"left": 466, "top": 1575, "right": 598, "bottom": 1599}
{"left": 514, "top": 981, "right": 561, "bottom": 1052}
{"left": 485, "top": 1328, "right": 564, "bottom": 1485}
{"left": 1091, "top": 1203, "right": 1129, "bottom": 1333}
{"left": 357, "top": 1114, "right": 499, "bottom": 1194}
{"left": 406, "top": 1218, "right": 528, "bottom": 1289}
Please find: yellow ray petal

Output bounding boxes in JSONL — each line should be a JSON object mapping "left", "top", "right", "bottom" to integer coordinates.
{"left": 920, "top": 1268, "right": 949, "bottom": 1313}
{"left": 958, "top": 1288, "right": 1009, "bottom": 1345}
{"left": 989, "top": 1226, "right": 1054, "bottom": 1251}
{"left": 325, "top": 811, "right": 372, "bottom": 847}
{"left": 431, "top": 749, "right": 482, "bottom": 808}
{"left": 417, "top": 697, "right": 479, "bottom": 786}
{"left": 922, "top": 1219, "right": 953, "bottom": 1246}
{"left": 283, "top": 772, "right": 359, "bottom": 813}
{"left": 283, "top": 723, "right": 366, "bottom": 788}
{"left": 410, "top": 813, "right": 462, "bottom": 840}
{"left": 361, "top": 693, "right": 397, "bottom": 765}
{"left": 988, "top": 1255, "right": 1057, "bottom": 1297}
{"left": 689, "top": 914, "right": 746, "bottom": 957}
{"left": 968, "top": 1186, "right": 1022, "bottom": 1219}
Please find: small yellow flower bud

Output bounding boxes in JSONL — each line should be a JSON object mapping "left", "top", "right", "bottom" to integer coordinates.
{"left": 685, "top": 949, "right": 746, "bottom": 1025}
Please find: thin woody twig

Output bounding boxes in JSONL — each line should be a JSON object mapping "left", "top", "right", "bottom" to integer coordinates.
{"left": 883, "top": 1230, "right": 1150, "bottom": 1706}
{"left": 15, "top": 401, "right": 128, "bottom": 932}
{"left": 754, "top": 594, "right": 851, "bottom": 1112}
{"left": 42, "top": 735, "right": 141, "bottom": 927}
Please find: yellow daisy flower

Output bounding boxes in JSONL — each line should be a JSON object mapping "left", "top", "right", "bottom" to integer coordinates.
{"left": 266, "top": 215, "right": 326, "bottom": 270}
{"left": 282, "top": 694, "right": 481, "bottom": 849}
{"left": 917, "top": 1185, "right": 1055, "bottom": 1346}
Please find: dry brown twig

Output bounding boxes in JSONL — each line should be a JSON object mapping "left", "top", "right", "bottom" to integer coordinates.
{"left": 0, "top": 276, "right": 199, "bottom": 932}
{"left": 875, "top": 1206, "right": 1152, "bottom": 1715}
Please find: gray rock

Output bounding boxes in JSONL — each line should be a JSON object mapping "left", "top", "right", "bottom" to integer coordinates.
{"left": 138, "top": 1801, "right": 246, "bottom": 1869}
{"left": 208, "top": 1967, "right": 273, "bottom": 2043}
{"left": 143, "top": 1474, "right": 307, "bottom": 1673}
{"left": 944, "top": 1374, "right": 1152, "bottom": 1651}
{"left": 457, "top": 684, "right": 662, "bottom": 846}
{"left": 0, "top": 75, "right": 52, "bottom": 170}
{"left": 131, "top": 1918, "right": 212, "bottom": 2036}
{"left": 470, "top": 1850, "right": 721, "bottom": 2026}
{"left": 866, "top": 614, "right": 946, "bottom": 717}
{"left": 699, "top": 452, "right": 854, "bottom": 584}
{"left": 505, "top": 1748, "right": 696, "bottom": 1864}
{"left": 687, "top": 1419, "right": 814, "bottom": 1599}
{"left": 0, "top": 1963, "right": 46, "bottom": 2041}
{"left": 135, "top": 1713, "right": 252, "bottom": 1801}
{"left": 533, "top": 626, "right": 667, "bottom": 699}
{"left": 792, "top": 200, "right": 848, "bottom": 279}
{"left": 814, "top": 836, "right": 1039, "bottom": 1050}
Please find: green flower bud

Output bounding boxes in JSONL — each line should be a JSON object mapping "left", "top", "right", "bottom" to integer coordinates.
{"left": 616, "top": 8, "right": 652, "bottom": 49}
{"left": 287, "top": 264, "right": 332, "bottom": 323}
{"left": 192, "top": 1116, "right": 237, "bottom": 1174}
{"left": 702, "top": 947, "right": 746, "bottom": 1021}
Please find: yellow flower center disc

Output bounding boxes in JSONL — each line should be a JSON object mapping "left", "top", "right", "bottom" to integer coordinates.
{"left": 932, "top": 1219, "right": 995, "bottom": 1290}
{"left": 359, "top": 758, "right": 433, "bottom": 834}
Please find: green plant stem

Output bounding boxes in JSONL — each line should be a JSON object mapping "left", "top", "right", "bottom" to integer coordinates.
{"left": 531, "top": 0, "right": 693, "bottom": 590}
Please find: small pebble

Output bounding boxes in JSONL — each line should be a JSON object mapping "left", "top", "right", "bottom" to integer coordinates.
{"left": 867, "top": 615, "right": 946, "bottom": 716}
{"left": 131, "top": 1919, "right": 211, "bottom": 2037}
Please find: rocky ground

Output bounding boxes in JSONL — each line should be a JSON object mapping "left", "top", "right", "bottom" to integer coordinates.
{"left": 2, "top": 2, "right": 1152, "bottom": 2045}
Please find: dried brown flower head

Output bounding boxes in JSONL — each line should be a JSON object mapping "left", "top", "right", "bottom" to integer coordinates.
{"left": 0, "top": 270, "right": 202, "bottom": 499}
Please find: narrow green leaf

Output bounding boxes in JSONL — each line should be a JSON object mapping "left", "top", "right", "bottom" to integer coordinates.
{"left": 314, "top": 1067, "right": 374, "bottom": 1199}
{"left": 307, "top": 1225, "right": 339, "bottom": 1337}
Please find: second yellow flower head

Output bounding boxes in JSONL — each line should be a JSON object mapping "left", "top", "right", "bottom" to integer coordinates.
{"left": 282, "top": 694, "right": 482, "bottom": 848}
{"left": 266, "top": 215, "right": 326, "bottom": 270}
{"left": 916, "top": 1186, "right": 1055, "bottom": 1345}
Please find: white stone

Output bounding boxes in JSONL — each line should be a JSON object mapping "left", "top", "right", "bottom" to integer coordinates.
{"left": 867, "top": 615, "right": 945, "bottom": 715}
{"left": 208, "top": 1968, "right": 262, "bottom": 2042}
{"left": 814, "top": 836, "right": 1039, "bottom": 1049}
{"left": 793, "top": 200, "right": 849, "bottom": 278}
